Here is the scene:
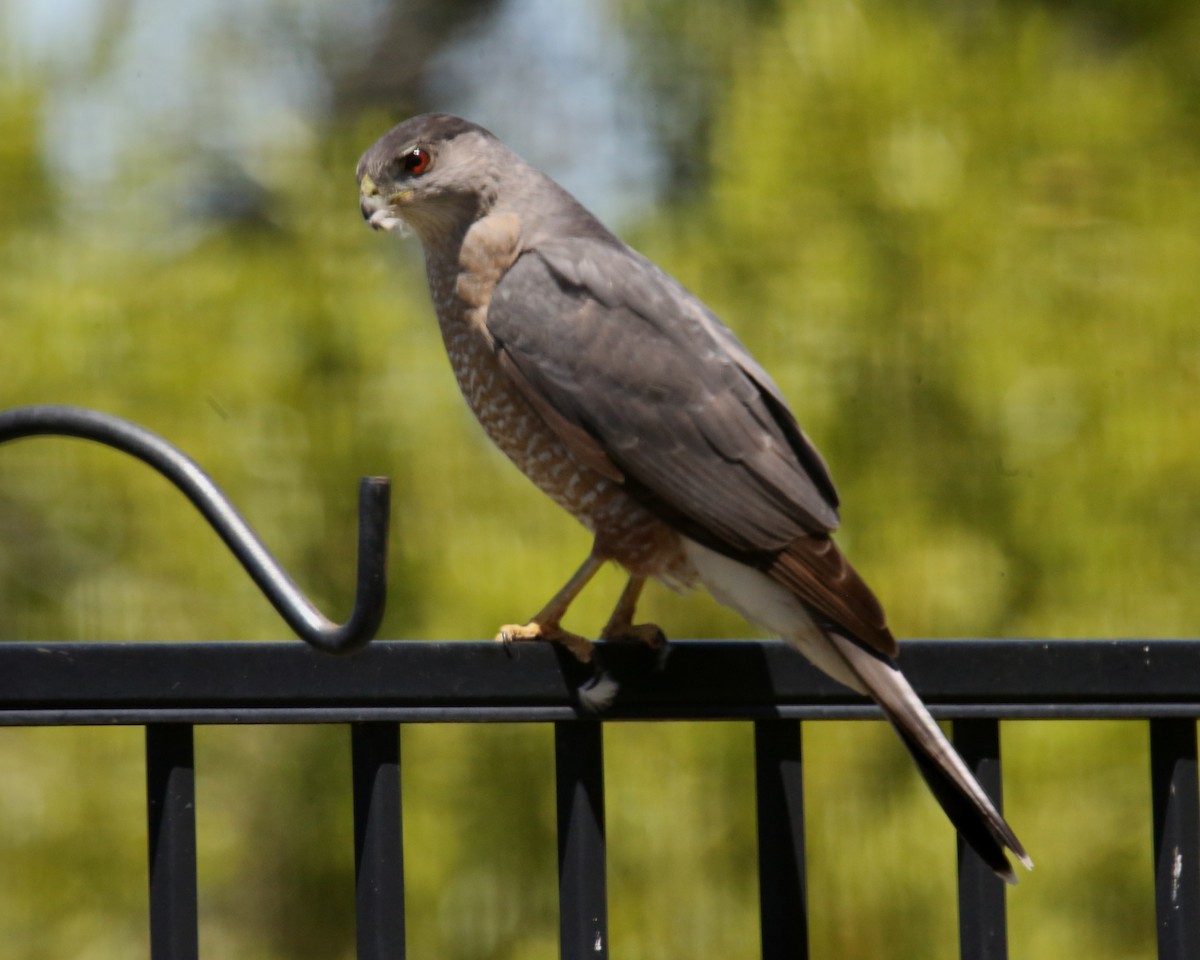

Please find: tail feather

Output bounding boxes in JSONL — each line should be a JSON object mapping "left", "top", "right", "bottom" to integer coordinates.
{"left": 679, "top": 536, "right": 1032, "bottom": 881}
{"left": 892, "top": 723, "right": 1019, "bottom": 883}
{"left": 825, "top": 629, "right": 1032, "bottom": 882}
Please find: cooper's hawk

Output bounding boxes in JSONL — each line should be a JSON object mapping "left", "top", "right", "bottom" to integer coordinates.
{"left": 357, "top": 113, "right": 1031, "bottom": 882}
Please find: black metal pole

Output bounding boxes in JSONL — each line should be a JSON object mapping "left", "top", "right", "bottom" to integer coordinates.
{"left": 146, "top": 724, "right": 199, "bottom": 960}
{"left": 952, "top": 719, "right": 1008, "bottom": 960}
{"left": 754, "top": 718, "right": 808, "bottom": 960}
{"left": 351, "top": 723, "right": 406, "bottom": 960}
{"left": 1150, "top": 718, "right": 1200, "bottom": 960}
{"left": 0, "top": 404, "right": 390, "bottom": 654}
{"left": 555, "top": 721, "right": 608, "bottom": 960}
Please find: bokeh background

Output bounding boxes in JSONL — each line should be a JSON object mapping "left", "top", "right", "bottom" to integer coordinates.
{"left": 2, "top": 0, "right": 1199, "bottom": 957}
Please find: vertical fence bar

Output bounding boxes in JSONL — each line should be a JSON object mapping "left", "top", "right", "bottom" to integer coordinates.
{"left": 952, "top": 719, "right": 1008, "bottom": 960}
{"left": 754, "top": 718, "right": 808, "bottom": 960}
{"left": 555, "top": 721, "right": 608, "bottom": 960}
{"left": 146, "top": 723, "right": 199, "bottom": 960}
{"left": 1150, "top": 718, "right": 1200, "bottom": 960}
{"left": 351, "top": 723, "right": 406, "bottom": 960}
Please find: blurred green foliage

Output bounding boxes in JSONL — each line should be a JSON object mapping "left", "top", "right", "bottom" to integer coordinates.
{"left": 2, "top": 0, "right": 1199, "bottom": 957}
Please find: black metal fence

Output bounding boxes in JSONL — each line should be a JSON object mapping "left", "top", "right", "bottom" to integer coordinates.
{"left": 3, "top": 407, "right": 1199, "bottom": 959}
{"left": 2, "top": 637, "right": 1199, "bottom": 960}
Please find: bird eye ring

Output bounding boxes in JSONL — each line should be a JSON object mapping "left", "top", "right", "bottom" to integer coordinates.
{"left": 402, "top": 147, "right": 432, "bottom": 176}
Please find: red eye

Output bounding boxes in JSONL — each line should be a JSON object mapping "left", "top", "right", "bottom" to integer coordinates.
{"left": 402, "top": 147, "right": 431, "bottom": 175}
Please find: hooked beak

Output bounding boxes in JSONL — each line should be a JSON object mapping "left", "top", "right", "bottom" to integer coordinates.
{"left": 359, "top": 174, "right": 406, "bottom": 233}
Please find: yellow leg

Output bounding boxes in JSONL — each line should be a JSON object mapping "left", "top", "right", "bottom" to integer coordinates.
{"left": 599, "top": 576, "right": 666, "bottom": 648}
{"left": 496, "top": 552, "right": 605, "bottom": 663}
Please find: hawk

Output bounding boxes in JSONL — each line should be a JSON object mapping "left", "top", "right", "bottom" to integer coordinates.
{"left": 357, "top": 113, "right": 1030, "bottom": 882}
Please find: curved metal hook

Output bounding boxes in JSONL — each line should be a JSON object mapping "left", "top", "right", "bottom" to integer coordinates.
{"left": 0, "top": 404, "right": 389, "bottom": 653}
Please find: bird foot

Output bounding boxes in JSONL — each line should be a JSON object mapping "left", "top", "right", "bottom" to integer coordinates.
{"left": 600, "top": 621, "right": 667, "bottom": 649}
{"left": 496, "top": 621, "right": 595, "bottom": 664}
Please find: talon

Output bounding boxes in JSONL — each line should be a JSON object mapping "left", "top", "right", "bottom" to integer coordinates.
{"left": 493, "top": 620, "right": 594, "bottom": 664}
{"left": 495, "top": 622, "right": 547, "bottom": 645}
{"left": 600, "top": 622, "right": 668, "bottom": 649}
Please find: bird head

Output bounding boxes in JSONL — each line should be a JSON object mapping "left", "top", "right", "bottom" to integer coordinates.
{"left": 356, "top": 113, "right": 504, "bottom": 244}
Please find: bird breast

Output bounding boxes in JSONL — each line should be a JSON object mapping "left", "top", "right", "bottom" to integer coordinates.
{"left": 423, "top": 241, "right": 692, "bottom": 584}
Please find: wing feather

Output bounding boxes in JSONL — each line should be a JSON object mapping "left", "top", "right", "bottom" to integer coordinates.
{"left": 487, "top": 237, "right": 894, "bottom": 654}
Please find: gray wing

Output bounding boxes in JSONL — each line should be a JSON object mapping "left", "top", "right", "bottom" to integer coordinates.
{"left": 486, "top": 236, "right": 840, "bottom": 555}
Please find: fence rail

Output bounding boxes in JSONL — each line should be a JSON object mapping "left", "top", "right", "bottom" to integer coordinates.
{"left": 2, "top": 637, "right": 1199, "bottom": 960}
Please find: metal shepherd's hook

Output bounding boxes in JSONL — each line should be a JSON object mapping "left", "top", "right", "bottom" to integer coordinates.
{"left": 0, "top": 404, "right": 389, "bottom": 653}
